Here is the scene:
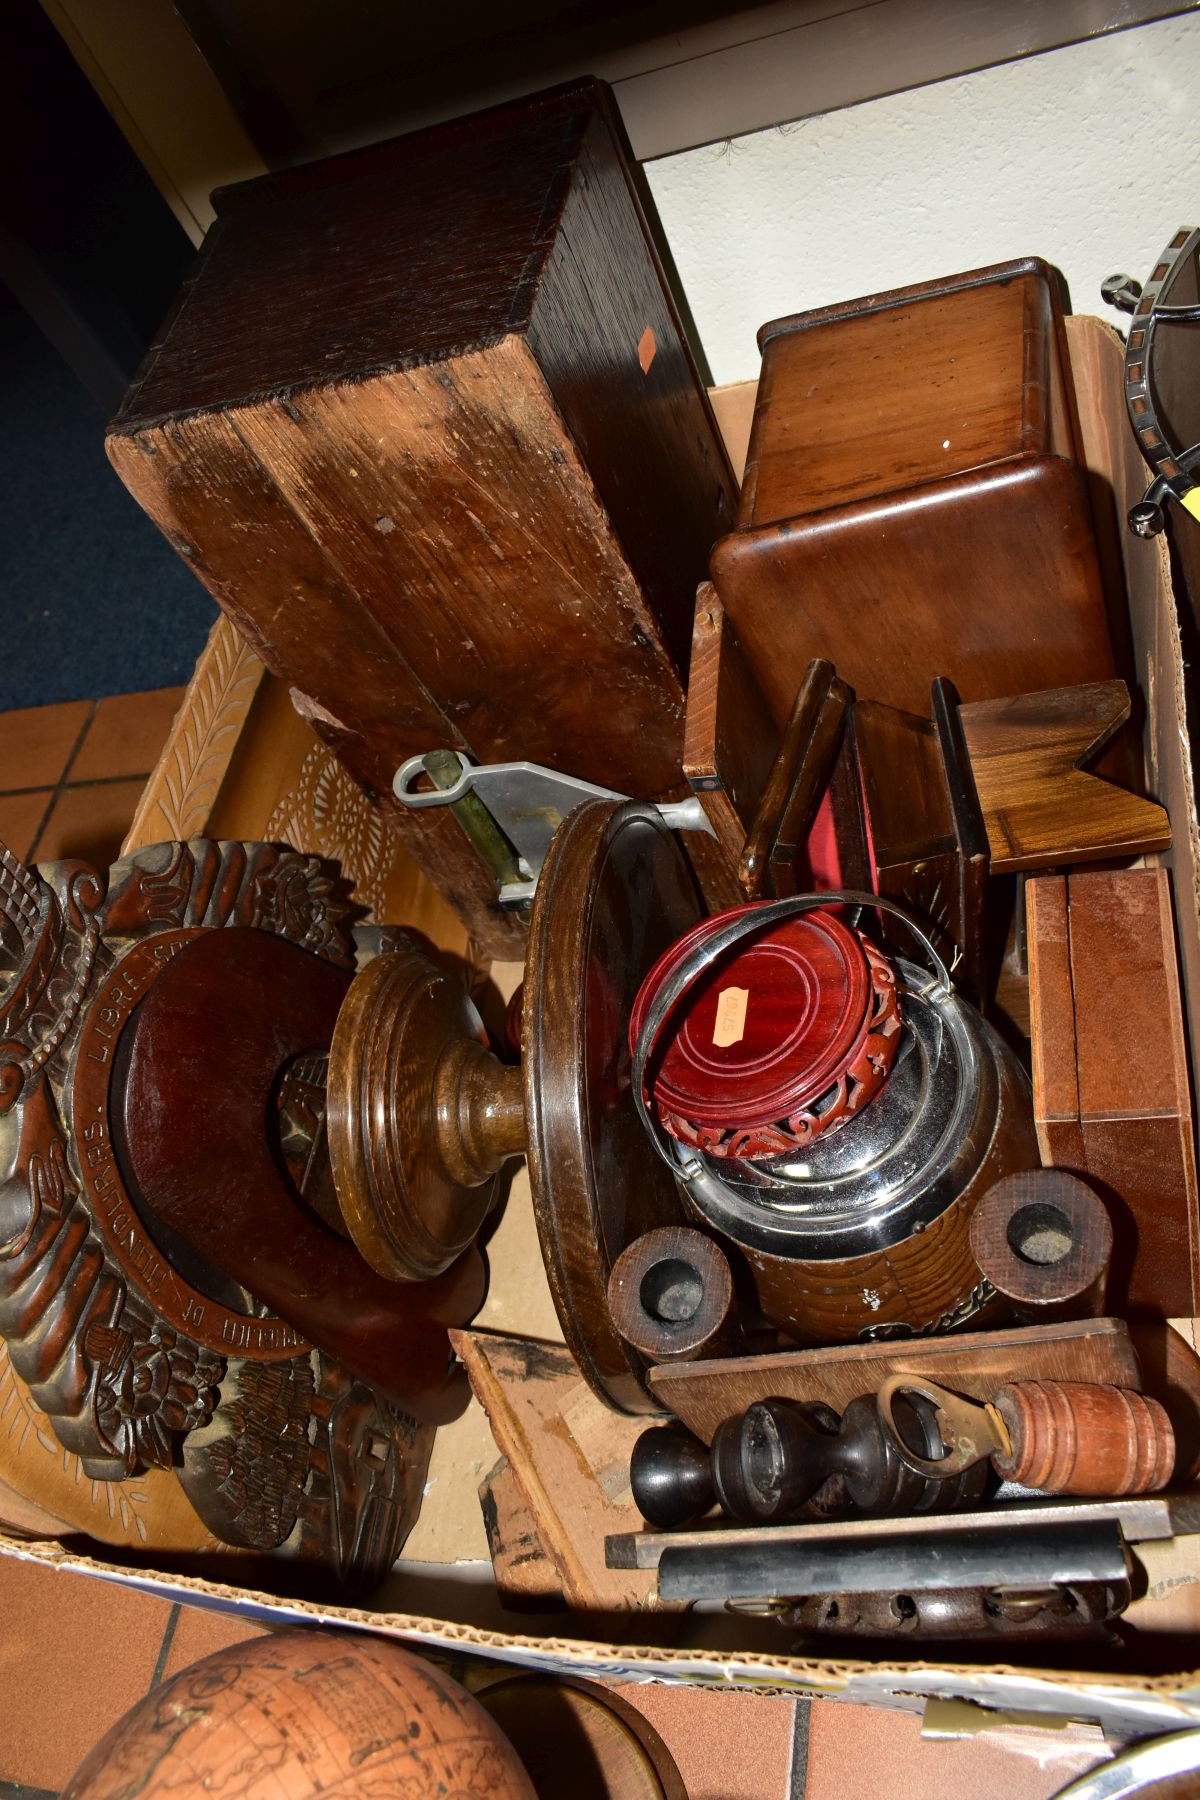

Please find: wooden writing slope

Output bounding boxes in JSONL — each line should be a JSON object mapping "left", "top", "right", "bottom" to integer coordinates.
{"left": 108, "top": 80, "right": 736, "bottom": 955}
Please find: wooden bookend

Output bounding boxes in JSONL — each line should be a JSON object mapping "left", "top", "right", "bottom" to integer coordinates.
{"left": 681, "top": 629, "right": 993, "bottom": 993}
{"left": 450, "top": 1330, "right": 676, "bottom": 1613}
{"left": 646, "top": 1318, "right": 1142, "bottom": 1444}
{"left": 710, "top": 259, "right": 1115, "bottom": 723}
{"left": 739, "top": 659, "right": 850, "bottom": 899}
{"left": 956, "top": 681, "right": 1171, "bottom": 871}
{"left": 840, "top": 688, "right": 991, "bottom": 999}
{"left": 681, "top": 584, "right": 779, "bottom": 878}
{"left": 1027, "top": 869, "right": 1200, "bottom": 1318}
{"left": 107, "top": 80, "right": 736, "bottom": 956}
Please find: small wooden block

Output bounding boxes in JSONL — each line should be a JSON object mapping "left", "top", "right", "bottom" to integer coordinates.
{"left": 646, "top": 1317, "right": 1142, "bottom": 1444}
{"left": 451, "top": 1329, "right": 675, "bottom": 1613}
{"left": 1028, "top": 868, "right": 1200, "bottom": 1318}
{"left": 957, "top": 681, "right": 1171, "bottom": 872}
{"left": 478, "top": 1458, "right": 565, "bottom": 1610}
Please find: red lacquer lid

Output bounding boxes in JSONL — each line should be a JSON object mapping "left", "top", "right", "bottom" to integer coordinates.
{"left": 630, "top": 903, "right": 901, "bottom": 1160}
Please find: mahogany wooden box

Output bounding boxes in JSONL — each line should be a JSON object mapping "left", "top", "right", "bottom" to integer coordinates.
{"left": 709, "top": 259, "right": 1119, "bottom": 724}
{"left": 107, "top": 79, "right": 737, "bottom": 957}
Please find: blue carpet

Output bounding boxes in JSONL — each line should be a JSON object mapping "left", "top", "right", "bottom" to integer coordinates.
{"left": 0, "top": 284, "right": 216, "bottom": 710}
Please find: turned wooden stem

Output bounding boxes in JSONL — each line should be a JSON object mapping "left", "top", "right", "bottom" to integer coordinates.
{"left": 435, "top": 1043, "right": 527, "bottom": 1186}
{"left": 992, "top": 1380, "right": 1175, "bottom": 1495}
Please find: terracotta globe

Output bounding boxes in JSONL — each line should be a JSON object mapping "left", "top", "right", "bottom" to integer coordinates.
{"left": 63, "top": 1628, "right": 535, "bottom": 1799}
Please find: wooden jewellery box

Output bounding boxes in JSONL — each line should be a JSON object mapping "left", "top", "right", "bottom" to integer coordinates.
{"left": 709, "top": 259, "right": 1123, "bottom": 723}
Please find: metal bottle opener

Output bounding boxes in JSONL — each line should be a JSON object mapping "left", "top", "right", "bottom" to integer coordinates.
{"left": 393, "top": 750, "right": 714, "bottom": 907}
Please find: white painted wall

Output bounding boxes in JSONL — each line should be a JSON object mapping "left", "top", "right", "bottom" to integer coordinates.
{"left": 646, "top": 12, "right": 1200, "bottom": 385}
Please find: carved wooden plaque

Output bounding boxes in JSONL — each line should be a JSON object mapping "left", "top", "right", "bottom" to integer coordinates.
{"left": 0, "top": 836, "right": 432, "bottom": 1586}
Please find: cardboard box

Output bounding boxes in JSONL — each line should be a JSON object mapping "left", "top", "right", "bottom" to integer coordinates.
{"left": 4, "top": 315, "right": 1200, "bottom": 1734}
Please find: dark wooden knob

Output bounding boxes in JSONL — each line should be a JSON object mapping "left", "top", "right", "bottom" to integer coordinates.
{"left": 607, "top": 1228, "right": 741, "bottom": 1364}
{"left": 992, "top": 1380, "right": 1175, "bottom": 1494}
{"left": 710, "top": 1394, "right": 987, "bottom": 1525}
{"left": 327, "top": 943, "right": 527, "bottom": 1282}
{"left": 969, "top": 1170, "right": 1111, "bottom": 1323}
{"left": 711, "top": 1398, "right": 845, "bottom": 1523}
{"left": 630, "top": 1423, "right": 715, "bottom": 1528}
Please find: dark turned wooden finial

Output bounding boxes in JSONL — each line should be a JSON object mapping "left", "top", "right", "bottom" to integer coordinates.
{"left": 630, "top": 1423, "right": 715, "bottom": 1528}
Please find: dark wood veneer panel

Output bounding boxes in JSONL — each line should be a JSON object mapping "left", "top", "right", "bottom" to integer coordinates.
{"left": 108, "top": 79, "right": 736, "bottom": 952}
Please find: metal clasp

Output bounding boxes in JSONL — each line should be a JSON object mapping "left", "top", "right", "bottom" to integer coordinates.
{"left": 393, "top": 751, "right": 714, "bottom": 908}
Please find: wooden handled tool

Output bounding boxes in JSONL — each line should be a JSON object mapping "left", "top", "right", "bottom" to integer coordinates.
{"left": 877, "top": 1376, "right": 1174, "bottom": 1496}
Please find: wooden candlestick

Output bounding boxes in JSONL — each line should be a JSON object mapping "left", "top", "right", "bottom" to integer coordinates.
{"left": 968, "top": 1169, "right": 1112, "bottom": 1323}
{"left": 607, "top": 1227, "right": 741, "bottom": 1364}
{"left": 330, "top": 799, "right": 705, "bottom": 1412}
{"left": 118, "top": 926, "right": 484, "bottom": 1423}
{"left": 327, "top": 941, "right": 525, "bottom": 1283}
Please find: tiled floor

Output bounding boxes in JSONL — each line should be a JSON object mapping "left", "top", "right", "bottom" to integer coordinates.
{"left": 0, "top": 1552, "right": 1117, "bottom": 1797}
{"left": 0, "top": 1557, "right": 270, "bottom": 1791}
{"left": 0, "top": 688, "right": 183, "bottom": 867}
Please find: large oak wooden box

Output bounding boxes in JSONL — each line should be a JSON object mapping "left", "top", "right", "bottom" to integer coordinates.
{"left": 709, "top": 259, "right": 1119, "bottom": 724}
{"left": 107, "top": 79, "right": 737, "bottom": 957}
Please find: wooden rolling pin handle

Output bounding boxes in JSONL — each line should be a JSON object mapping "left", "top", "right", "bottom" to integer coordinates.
{"left": 991, "top": 1380, "right": 1175, "bottom": 1495}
